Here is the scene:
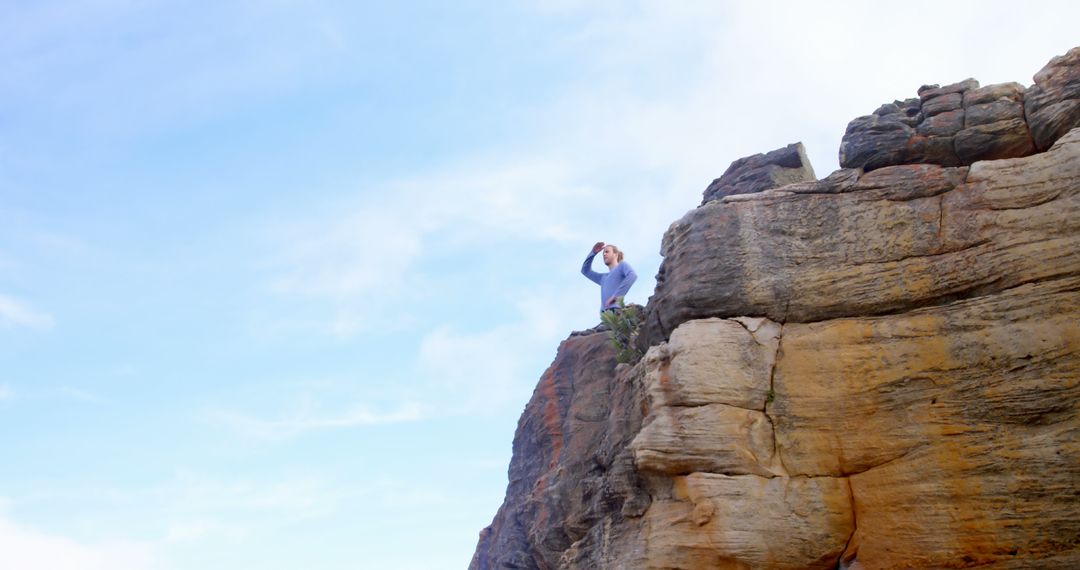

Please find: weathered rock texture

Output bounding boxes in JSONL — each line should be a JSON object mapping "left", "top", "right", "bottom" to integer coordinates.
{"left": 701, "top": 142, "right": 816, "bottom": 205}
{"left": 473, "top": 48, "right": 1080, "bottom": 569}
{"left": 470, "top": 333, "right": 652, "bottom": 570}
{"left": 643, "top": 127, "right": 1080, "bottom": 348}
{"left": 1026, "top": 47, "right": 1080, "bottom": 151}
{"left": 839, "top": 47, "right": 1080, "bottom": 171}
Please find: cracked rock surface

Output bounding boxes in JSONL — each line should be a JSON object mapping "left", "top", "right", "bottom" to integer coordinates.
{"left": 642, "top": 126, "right": 1080, "bottom": 348}
{"left": 473, "top": 49, "right": 1080, "bottom": 570}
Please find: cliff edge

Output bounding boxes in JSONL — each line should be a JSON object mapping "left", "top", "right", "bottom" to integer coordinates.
{"left": 473, "top": 47, "right": 1080, "bottom": 570}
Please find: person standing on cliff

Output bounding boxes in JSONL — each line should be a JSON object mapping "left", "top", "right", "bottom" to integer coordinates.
{"left": 581, "top": 241, "right": 638, "bottom": 313}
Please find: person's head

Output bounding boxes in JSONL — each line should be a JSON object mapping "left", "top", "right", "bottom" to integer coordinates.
{"left": 601, "top": 244, "right": 624, "bottom": 268}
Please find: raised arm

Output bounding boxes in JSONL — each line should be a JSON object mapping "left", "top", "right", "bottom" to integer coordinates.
{"left": 581, "top": 251, "right": 604, "bottom": 285}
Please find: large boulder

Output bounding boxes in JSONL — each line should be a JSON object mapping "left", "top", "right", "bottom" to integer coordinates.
{"left": 1025, "top": 46, "right": 1080, "bottom": 151}
{"left": 701, "top": 142, "right": 815, "bottom": 204}
{"left": 839, "top": 47, "right": 1080, "bottom": 171}
{"left": 955, "top": 82, "right": 1036, "bottom": 162}
{"left": 839, "top": 79, "right": 981, "bottom": 170}
{"left": 837, "top": 98, "right": 920, "bottom": 171}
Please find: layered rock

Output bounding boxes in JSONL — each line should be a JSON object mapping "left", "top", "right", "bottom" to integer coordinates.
{"left": 1026, "top": 47, "right": 1080, "bottom": 151}
{"left": 839, "top": 47, "right": 1080, "bottom": 171}
{"left": 643, "top": 127, "right": 1080, "bottom": 347}
{"left": 473, "top": 48, "right": 1080, "bottom": 570}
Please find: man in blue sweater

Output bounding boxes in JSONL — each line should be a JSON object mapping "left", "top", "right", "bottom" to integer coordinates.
{"left": 581, "top": 241, "right": 638, "bottom": 312}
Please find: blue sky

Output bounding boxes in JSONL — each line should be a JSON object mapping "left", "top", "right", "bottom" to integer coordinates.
{"left": 1, "top": 1, "right": 1077, "bottom": 568}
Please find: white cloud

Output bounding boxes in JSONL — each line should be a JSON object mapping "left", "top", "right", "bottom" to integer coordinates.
{"left": 168, "top": 472, "right": 338, "bottom": 516}
{"left": 0, "top": 386, "right": 108, "bottom": 406}
{"left": 1, "top": 1, "right": 356, "bottom": 140}
{"left": 257, "top": 152, "right": 614, "bottom": 339}
{"left": 418, "top": 325, "right": 523, "bottom": 409}
{"left": 367, "top": 479, "right": 451, "bottom": 509}
{"left": 55, "top": 386, "right": 107, "bottom": 404}
{"left": 210, "top": 400, "right": 427, "bottom": 440}
{"left": 165, "top": 519, "right": 246, "bottom": 544}
{"left": 268, "top": 208, "right": 424, "bottom": 299}
{"left": 229, "top": 280, "right": 599, "bottom": 436}
{"left": 415, "top": 281, "right": 599, "bottom": 413}
{"left": 76, "top": 472, "right": 354, "bottom": 547}
{"left": 508, "top": 0, "right": 1080, "bottom": 194}
{"left": 0, "top": 506, "right": 158, "bottom": 570}
{"left": 255, "top": 4, "right": 1080, "bottom": 347}
{"left": 151, "top": 471, "right": 366, "bottom": 544}
{"left": 0, "top": 294, "right": 53, "bottom": 330}
{"left": 265, "top": 154, "right": 597, "bottom": 280}
{"left": 239, "top": 4, "right": 1080, "bottom": 449}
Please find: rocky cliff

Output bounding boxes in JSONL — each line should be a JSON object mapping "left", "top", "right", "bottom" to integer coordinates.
{"left": 472, "top": 47, "right": 1080, "bottom": 570}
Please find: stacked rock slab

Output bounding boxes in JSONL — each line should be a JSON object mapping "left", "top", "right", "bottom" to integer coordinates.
{"left": 839, "top": 46, "right": 1080, "bottom": 172}
{"left": 473, "top": 48, "right": 1080, "bottom": 569}
{"left": 700, "top": 142, "right": 816, "bottom": 205}
{"left": 643, "top": 128, "right": 1080, "bottom": 348}
{"left": 1026, "top": 47, "right": 1080, "bottom": 151}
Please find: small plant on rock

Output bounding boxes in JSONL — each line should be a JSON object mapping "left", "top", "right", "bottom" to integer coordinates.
{"left": 601, "top": 299, "right": 644, "bottom": 364}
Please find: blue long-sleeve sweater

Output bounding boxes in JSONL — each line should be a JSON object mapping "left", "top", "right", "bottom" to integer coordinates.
{"left": 581, "top": 251, "right": 638, "bottom": 311}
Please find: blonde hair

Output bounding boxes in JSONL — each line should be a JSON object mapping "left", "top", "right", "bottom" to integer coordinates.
{"left": 604, "top": 244, "right": 624, "bottom": 263}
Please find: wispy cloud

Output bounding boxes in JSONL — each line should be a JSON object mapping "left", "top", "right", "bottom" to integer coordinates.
{"left": 165, "top": 519, "right": 247, "bottom": 544}
{"left": 256, "top": 152, "right": 610, "bottom": 339}
{"left": 267, "top": 208, "right": 424, "bottom": 299}
{"left": 166, "top": 472, "right": 343, "bottom": 518}
{"left": 210, "top": 400, "right": 427, "bottom": 440}
{"left": 0, "top": 385, "right": 106, "bottom": 405}
{"left": 0, "top": 294, "right": 53, "bottom": 330}
{"left": 0, "top": 501, "right": 158, "bottom": 570}
{"left": 54, "top": 386, "right": 108, "bottom": 404}
{"left": 156, "top": 472, "right": 454, "bottom": 545}
{"left": 222, "top": 281, "right": 595, "bottom": 440}
{"left": 1, "top": 1, "right": 358, "bottom": 141}
{"left": 415, "top": 282, "right": 596, "bottom": 412}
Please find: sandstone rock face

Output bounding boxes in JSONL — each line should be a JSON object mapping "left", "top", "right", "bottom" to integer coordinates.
{"left": 643, "top": 474, "right": 854, "bottom": 570}
{"left": 474, "top": 49, "right": 1080, "bottom": 570}
{"left": 774, "top": 276, "right": 1080, "bottom": 568}
{"left": 643, "top": 127, "right": 1080, "bottom": 348}
{"left": 701, "top": 142, "right": 816, "bottom": 205}
{"left": 632, "top": 318, "right": 784, "bottom": 478}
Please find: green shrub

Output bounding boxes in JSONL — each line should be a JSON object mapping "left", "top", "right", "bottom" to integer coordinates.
{"left": 601, "top": 300, "right": 643, "bottom": 364}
